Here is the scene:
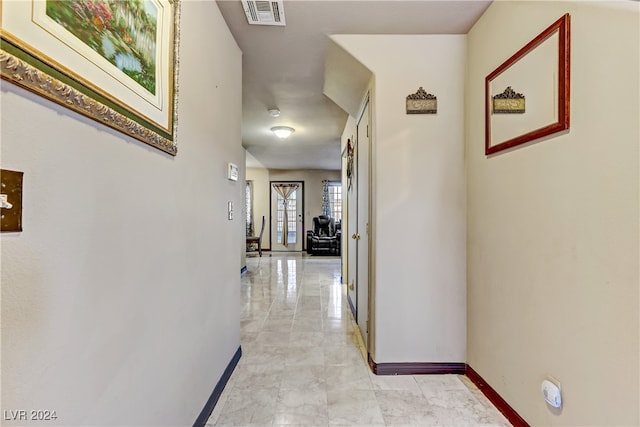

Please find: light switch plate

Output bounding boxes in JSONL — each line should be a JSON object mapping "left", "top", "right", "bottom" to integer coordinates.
{"left": 1, "top": 169, "right": 24, "bottom": 232}
{"left": 227, "top": 163, "right": 239, "bottom": 181}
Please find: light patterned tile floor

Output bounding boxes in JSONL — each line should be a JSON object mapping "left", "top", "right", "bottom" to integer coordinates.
{"left": 207, "top": 253, "right": 511, "bottom": 427}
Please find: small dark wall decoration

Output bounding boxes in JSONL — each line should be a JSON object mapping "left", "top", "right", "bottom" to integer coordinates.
{"left": 346, "top": 138, "right": 354, "bottom": 191}
{"left": 406, "top": 87, "right": 437, "bottom": 114}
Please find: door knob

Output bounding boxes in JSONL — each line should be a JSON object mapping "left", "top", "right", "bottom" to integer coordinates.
{"left": 351, "top": 233, "right": 360, "bottom": 240}
{"left": 348, "top": 282, "right": 355, "bottom": 290}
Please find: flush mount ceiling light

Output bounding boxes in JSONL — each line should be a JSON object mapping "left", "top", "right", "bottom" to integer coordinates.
{"left": 268, "top": 108, "right": 281, "bottom": 117}
{"left": 271, "top": 126, "right": 295, "bottom": 139}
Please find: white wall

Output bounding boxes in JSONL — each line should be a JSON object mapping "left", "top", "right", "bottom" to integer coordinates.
{"left": 466, "top": 2, "right": 639, "bottom": 425}
{"left": 270, "top": 169, "right": 341, "bottom": 234}
{"left": 333, "top": 35, "right": 467, "bottom": 364}
{"left": 0, "top": 1, "right": 244, "bottom": 425}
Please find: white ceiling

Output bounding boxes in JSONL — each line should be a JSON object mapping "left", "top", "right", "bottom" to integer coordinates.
{"left": 216, "top": 0, "right": 492, "bottom": 170}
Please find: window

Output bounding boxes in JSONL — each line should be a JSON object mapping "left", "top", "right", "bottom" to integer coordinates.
{"left": 245, "top": 181, "right": 253, "bottom": 236}
{"left": 327, "top": 182, "right": 342, "bottom": 222}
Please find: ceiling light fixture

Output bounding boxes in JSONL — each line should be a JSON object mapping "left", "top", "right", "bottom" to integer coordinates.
{"left": 271, "top": 126, "right": 295, "bottom": 139}
{"left": 268, "top": 108, "right": 281, "bottom": 117}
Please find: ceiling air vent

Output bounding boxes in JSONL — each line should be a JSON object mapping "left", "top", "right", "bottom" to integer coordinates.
{"left": 242, "top": 0, "right": 286, "bottom": 26}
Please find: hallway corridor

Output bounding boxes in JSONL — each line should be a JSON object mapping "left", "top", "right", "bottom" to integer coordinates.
{"left": 207, "top": 253, "right": 510, "bottom": 426}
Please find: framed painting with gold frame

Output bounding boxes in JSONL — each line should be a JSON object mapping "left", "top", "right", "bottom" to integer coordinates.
{"left": 485, "top": 13, "right": 570, "bottom": 156}
{"left": 0, "top": 0, "right": 180, "bottom": 155}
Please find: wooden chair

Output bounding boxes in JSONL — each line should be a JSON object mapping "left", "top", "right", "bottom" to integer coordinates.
{"left": 246, "top": 215, "right": 265, "bottom": 256}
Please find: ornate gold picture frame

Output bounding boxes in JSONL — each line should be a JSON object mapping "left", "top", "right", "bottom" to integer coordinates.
{"left": 0, "top": 0, "right": 180, "bottom": 155}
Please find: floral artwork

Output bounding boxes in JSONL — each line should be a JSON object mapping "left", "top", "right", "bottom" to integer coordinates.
{"left": 45, "top": 0, "right": 158, "bottom": 94}
{"left": 1, "top": 0, "right": 178, "bottom": 154}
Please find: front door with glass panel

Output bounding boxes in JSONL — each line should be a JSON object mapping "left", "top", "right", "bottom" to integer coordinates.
{"left": 271, "top": 181, "right": 303, "bottom": 251}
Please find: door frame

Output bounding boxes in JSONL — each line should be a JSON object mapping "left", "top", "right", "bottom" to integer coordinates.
{"left": 269, "top": 180, "right": 305, "bottom": 251}
{"left": 362, "top": 94, "right": 375, "bottom": 356}
{"left": 356, "top": 97, "right": 371, "bottom": 349}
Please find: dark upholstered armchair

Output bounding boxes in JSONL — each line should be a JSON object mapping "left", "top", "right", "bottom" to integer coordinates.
{"left": 306, "top": 215, "right": 341, "bottom": 255}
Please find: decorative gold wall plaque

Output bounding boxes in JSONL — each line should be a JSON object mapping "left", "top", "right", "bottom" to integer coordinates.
{"left": 406, "top": 87, "right": 437, "bottom": 114}
{"left": 492, "top": 87, "right": 525, "bottom": 114}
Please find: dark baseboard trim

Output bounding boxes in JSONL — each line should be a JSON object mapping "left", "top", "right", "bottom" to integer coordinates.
{"left": 365, "top": 358, "right": 528, "bottom": 425}
{"left": 466, "top": 365, "right": 530, "bottom": 427}
{"left": 347, "top": 294, "right": 356, "bottom": 319}
{"left": 193, "top": 346, "right": 242, "bottom": 427}
{"left": 240, "top": 266, "right": 247, "bottom": 275}
{"left": 368, "top": 354, "right": 466, "bottom": 375}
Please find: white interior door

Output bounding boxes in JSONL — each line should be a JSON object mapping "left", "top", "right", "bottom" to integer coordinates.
{"left": 356, "top": 101, "right": 370, "bottom": 346}
{"left": 346, "top": 137, "right": 358, "bottom": 318}
{"left": 346, "top": 99, "right": 371, "bottom": 348}
{"left": 271, "top": 182, "right": 303, "bottom": 251}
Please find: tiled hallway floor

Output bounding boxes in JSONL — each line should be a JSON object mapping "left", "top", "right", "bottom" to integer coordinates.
{"left": 207, "top": 253, "right": 511, "bottom": 427}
